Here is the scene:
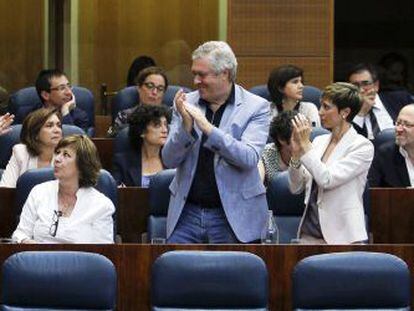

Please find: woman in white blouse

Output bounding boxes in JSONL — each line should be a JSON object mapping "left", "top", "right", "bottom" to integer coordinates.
{"left": 288, "top": 83, "right": 373, "bottom": 244}
{"left": 0, "top": 108, "right": 62, "bottom": 187}
{"left": 12, "top": 134, "right": 114, "bottom": 244}
{"left": 267, "top": 64, "right": 320, "bottom": 126}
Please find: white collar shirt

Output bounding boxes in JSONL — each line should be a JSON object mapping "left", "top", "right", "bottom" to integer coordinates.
{"left": 353, "top": 94, "right": 394, "bottom": 139}
{"left": 399, "top": 147, "right": 414, "bottom": 187}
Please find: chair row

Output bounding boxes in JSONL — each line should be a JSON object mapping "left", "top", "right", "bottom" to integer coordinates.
{"left": 7, "top": 84, "right": 190, "bottom": 137}
{"left": 9, "top": 84, "right": 323, "bottom": 137}
{"left": 1, "top": 250, "right": 410, "bottom": 310}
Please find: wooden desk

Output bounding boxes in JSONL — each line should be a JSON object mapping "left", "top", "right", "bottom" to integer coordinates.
{"left": 118, "top": 187, "right": 149, "bottom": 242}
{"left": 0, "top": 188, "right": 16, "bottom": 238}
{"left": 3, "top": 186, "right": 414, "bottom": 244}
{"left": 371, "top": 188, "right": 414, "bottom": 243}
{"left": 0, "top": 244, "right": 412, "bottom": 310}
{"left": 92, "top": 137, "right": 114, "bottom": 171}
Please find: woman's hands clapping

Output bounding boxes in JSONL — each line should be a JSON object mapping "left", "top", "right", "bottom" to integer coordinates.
{"left": 290, "top": 114, "right": 312, "bottom": 159}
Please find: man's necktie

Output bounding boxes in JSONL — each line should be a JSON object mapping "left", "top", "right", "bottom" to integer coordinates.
{"left": 369, "top": 109, "right": 380, "bottom": 137}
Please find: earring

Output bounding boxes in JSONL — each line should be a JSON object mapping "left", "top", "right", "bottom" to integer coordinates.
{"left": 342, "top": 115, "right": 346, "bottom": 119}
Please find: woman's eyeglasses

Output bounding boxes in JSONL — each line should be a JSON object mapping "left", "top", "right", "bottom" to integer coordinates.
{"left": 49, "top": 210, "right": 63, "bottom": 237}
{"left": 143, "top": 82, "right": 166, "bottom": 93}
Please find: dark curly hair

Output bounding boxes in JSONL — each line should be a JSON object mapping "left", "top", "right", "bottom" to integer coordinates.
{"left": 128, "top": 104, "right": 171, "bottom": 151}
{"left": 269, "top": 110, "right": 298, "bottom": 149}
{"left": 267, "top": 65, "right": 303, "bottom": 111}
{"left": 55, "top": 134, "right": 101, "bottom": 187}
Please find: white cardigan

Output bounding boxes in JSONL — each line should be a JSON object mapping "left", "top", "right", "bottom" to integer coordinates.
{"left": 12, "top": 180, "right": 115, "bottom": 244}
{"left": 288, "top": 127, "right": 374, "bottom": 244}
{"left": 0, "top": 144, "right": 39, "bottom": 188}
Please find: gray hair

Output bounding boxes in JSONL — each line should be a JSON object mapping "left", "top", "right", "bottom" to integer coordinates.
{"left": 192, "top": 41, "right": 238, "bottom": 83}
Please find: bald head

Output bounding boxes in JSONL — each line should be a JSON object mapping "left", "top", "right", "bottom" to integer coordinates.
{"left": 396, "top": 104, "right": 414, "bottom": 149}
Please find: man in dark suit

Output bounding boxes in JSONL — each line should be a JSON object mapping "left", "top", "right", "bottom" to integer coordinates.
{"left": 15, "top": 69, "right": 89, "bottom": 130}
{"left": 369, "top": 104, "right": 414, "bottom": 187}
{"left": 34, "top": 69, "right": 89, "bottom": 130}
{"left": 347, "top": 63, "right": 412, "bottom": 140}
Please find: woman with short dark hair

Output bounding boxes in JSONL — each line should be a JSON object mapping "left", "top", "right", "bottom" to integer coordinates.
{"left": 267, "top": 64, "right": 320, "bottom": 126}
{"left": 112, "top": 104, "right": 171, "bottom": 187}
{"left": 12, "top": 134, "right": 114, "bottom": 243}
{"left": 288, "top": 82, "right": 373, "bottom": 244}
{"left": 0, "top": 108, "right": 62, "bottom": 187}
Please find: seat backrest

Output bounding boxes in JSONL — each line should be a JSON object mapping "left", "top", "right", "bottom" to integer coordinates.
{"left": 373, "top": 127, "right": 395, "bottom": 150}
{"left": 9, "top": 86, "right": 95, "bottom": 134}
{"left": 249, "top": 84, "right": 322, "bottom": 108}
{"left": 147, "top": 169, "right": 175, "bottom": 241}
{"left": 0, "top": 124, "right": 85, "bottom": 169}
{"left": 111, "top": 86, "right": 139, "bottom": 122}
{"left": 113, "top": 126, "right": 133, "bottom": 154}
{"left": 302, "top": 85, "right": 322, "bottom": 108}
{"left": 110, "top": 85, "right": 191, "bottom": 123}
{"left": 8, "top": 87, "right": 41, "bottom": 123}
{"left": 151, "top": 251, "right": 268, "bottom": 310}
{"left": 0, "top": 124, "right": 22, "bottom": 168}
{"left": 163, "top": 85, "right": 191, "bottom": 107}
{"left": 266, "top": 171, "right": 304, "bottom": 243}
{"left": 292, "top": 251, "right": 411, "bottom": 310}
{"left": 310, "top": 126, "right": 329, "bottom": 141}
{"left": 2, "top": 251, "right": 116, "bottom": 310}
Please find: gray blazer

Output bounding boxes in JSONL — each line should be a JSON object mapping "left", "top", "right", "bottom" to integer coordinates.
{"left": 162, "top": 85, "right": 270, "bottom": 242}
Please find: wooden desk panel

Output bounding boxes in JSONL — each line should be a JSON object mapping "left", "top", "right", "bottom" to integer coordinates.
{"left": 0, "top": 188, "right": 16, "bottom": 238}
{"left": 2, "top": 187, "right": 414, "bottom": 244}
{"left": 371, "top": 188, "right": 414, "bottom": 243}
{"left": 118, "top": 187, "right": 149, "bottom": 243}
{"left": 0, "top": 244, "right": 412, "bottom": 310}
{"left": 92, "top": 137, "right": 114, "bottom": 171}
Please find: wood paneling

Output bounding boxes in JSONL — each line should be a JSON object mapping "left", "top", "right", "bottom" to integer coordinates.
{"left": 92, "top": 137, "right": 114, "bottom": 171}
{"left": 1, "top": 187, "right": 414, "bottom": 244}
{"left": 371, "top": 188, "right": 414, "bottom": 243}
{"left": 237, "top": 56, "right": 331, "bottom": 90}
{"left": 228, "top": 0, "right": 333, "bottom": 89}
{"left": 229, "top": 0, "right": 331, "bottom": 56}
{"left": 0, "top": 244, "right": 412, "bottom": 310}
{"left": 0, "top": 1, "right": 44, "bottom": 93}
{"left": 77, "top": 0, "right": 219, "bottom": 104}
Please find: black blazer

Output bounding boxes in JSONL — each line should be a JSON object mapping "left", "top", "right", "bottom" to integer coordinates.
{"left": 112, "top": 149, "right": 142, "bottom": 187}
{"left": 353, "top": 90, "right": 413, "bottom": 138}
{"left": 368, "top": 141, "right": 410, "bottom": 187}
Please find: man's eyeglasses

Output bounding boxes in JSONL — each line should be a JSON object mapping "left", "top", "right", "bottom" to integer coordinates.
{"left": 49, "top": 210, "right": 62, "bottom": 237}
{"left": 396, "top": 120, "right": 414, "bottom": 129}
{"left": 49, "top": 83, "right": 72, "bottom": 92}
{"left": 143, "top": 82, "right": 166, "bottom": 93}
{"left": 192, "top": 70, "right": 217, "bottom": 79}
{"left": 351, "top": 80, "right": 374, "bottom": 89}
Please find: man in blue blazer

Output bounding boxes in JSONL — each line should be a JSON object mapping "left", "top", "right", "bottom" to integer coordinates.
{"left": 162, "top": 41, "right": 270, "bottom": 243}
